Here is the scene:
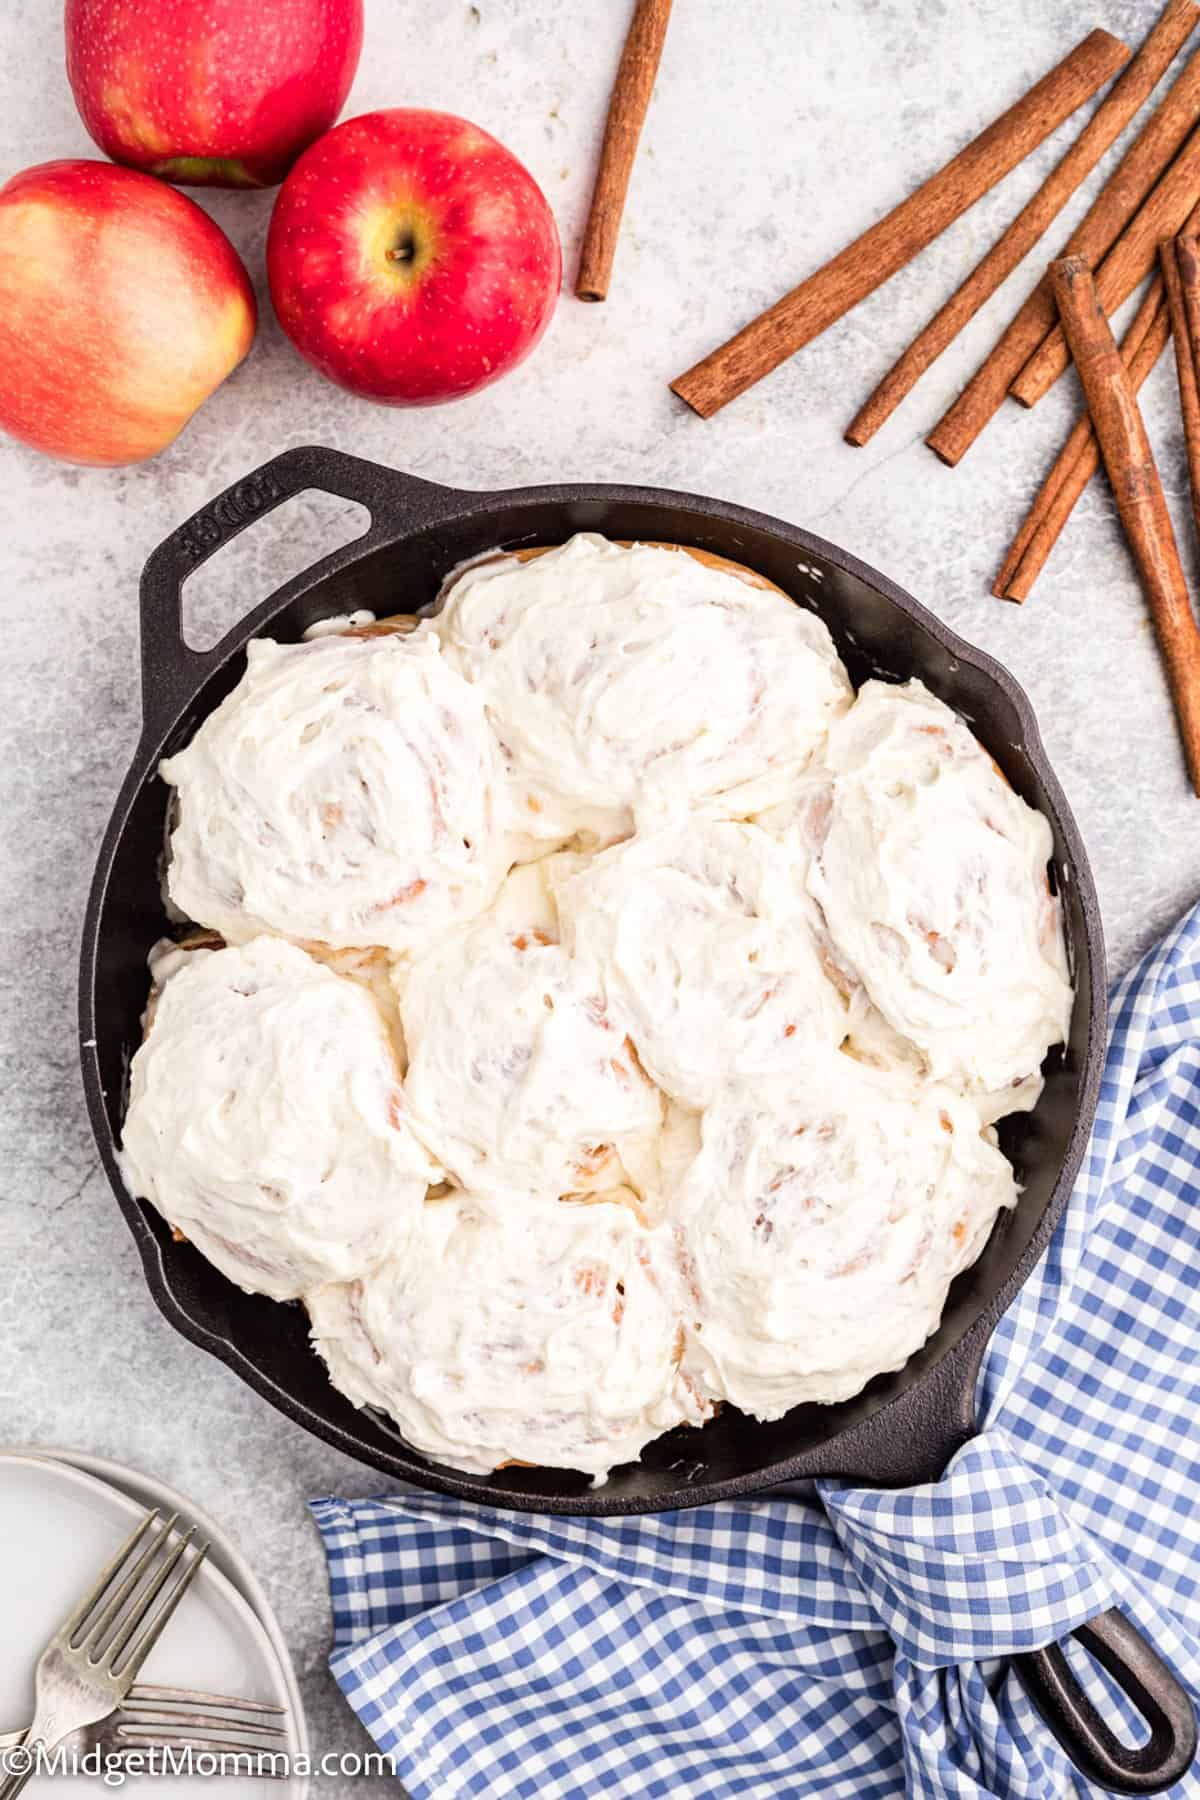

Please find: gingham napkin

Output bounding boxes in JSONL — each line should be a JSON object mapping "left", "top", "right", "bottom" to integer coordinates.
{"left": 312, "top": 903, "right": 1200, "bottom": 1799}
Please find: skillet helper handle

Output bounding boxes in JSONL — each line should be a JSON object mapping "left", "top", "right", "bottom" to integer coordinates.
{"left": 1014, "top": 1607, "right": 1196, "bottom": 1794}
{"left": 137, "top": 445, "right": 453, "bottom": 741}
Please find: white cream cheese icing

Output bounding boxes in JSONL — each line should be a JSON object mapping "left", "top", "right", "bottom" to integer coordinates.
{"left": 146, "top": 935, "right": 213, "bottom": 993}
{"left": 807, "top": 679, "right": 1072, "bottom": 1102}
{"left": 308, "top": 1192, "right": 711, "bottom": 1478}
{"left": 397, "top": 881, "right": 664, "bottom": 1204}
{"left": 433, "top": 534, "right": 852, "bottom": 847}
{"left": 160, "top": 630, "right": 512, "bottom": 954}
{"left": 148, "top": 931, "right": 411, "bottom": 1067}
{"left": 554, "top": 819, "right": 849, "bottom": 1109}
{"left": 120, "top": 937, "right": 436, "bottom": 1301}
{"left": 131, "top": 539, "right": 1075, "bottom": 1476}
{"left": 303, "top": 609, "right": 377, "bottom": 638}
{"left": 674, "top": 1059, "right": 1017, "bottom": 1419}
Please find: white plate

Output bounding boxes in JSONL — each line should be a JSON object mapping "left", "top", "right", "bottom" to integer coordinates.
{"left": 0, "top": 1444, "right": 310, "bottom": 1786}
{"left": 0, "top": 1455, "right": 304, "bottom": 1799}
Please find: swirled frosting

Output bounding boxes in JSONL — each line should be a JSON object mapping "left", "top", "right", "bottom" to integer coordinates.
{"left": 120, "top": 937, "right": 435, "bottom": 1301}
{"left": 398, "top": 875, "right": 663, "bottom": 1203}
{"left": 554, "top": 819, "right": 848, "bottom": 1109}
{"left": 807, "top": 679, "right": 1072, "bottom": 1103}
{"left": 133, "top": 539, "right": 1074, "bottom": 1479}
{"left": 160, "top": 630, "right": 511, "bottom": 953}
{"left": 308, "top": 1193, "right": 711, "bottom": 1477}
{"left": 433, "top": 534, "right": 852, "bottom": 846}
{"left": 675, "top": 1060, "right": 1017, "bottom": 1419}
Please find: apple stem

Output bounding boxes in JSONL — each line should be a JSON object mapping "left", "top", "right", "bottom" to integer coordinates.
{"left": 387, "top": 232, "right": 417, "bottom": 265}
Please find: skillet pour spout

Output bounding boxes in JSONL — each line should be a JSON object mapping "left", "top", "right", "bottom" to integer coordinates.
{"left": 77, "top": 446, "right": 1192, "bottom": 1791}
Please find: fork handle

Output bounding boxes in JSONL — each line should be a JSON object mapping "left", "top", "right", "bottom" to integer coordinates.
{"left": 0, "top": 1734, "right": 43, "bottom": 1800}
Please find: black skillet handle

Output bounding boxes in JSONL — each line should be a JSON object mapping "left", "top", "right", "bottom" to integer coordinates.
{"left": 138, "top": 445, "right": 457, "bottom": 741}
{"left": 1013, "top": 1610, "right": 1196, "bottom": 1794}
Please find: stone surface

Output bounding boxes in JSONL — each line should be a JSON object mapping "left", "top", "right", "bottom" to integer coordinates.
{"left": 2, "top": 0, "right": 1199, "bottom": 1793}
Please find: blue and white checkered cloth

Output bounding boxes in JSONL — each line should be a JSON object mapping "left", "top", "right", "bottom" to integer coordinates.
{"left": 312, "top": 903, "right": 1200, "bottom": 1799}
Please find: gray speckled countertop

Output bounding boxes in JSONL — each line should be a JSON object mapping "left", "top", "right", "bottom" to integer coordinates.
{"left": 3, "top": 0, "right": 1199, "bottom": 1793}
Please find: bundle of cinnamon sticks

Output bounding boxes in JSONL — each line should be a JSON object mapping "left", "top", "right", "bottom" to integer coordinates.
{"left": 667, "top": 0, "right": 1200, "bottom": 789}
{"left": 672, "top": 3, "right": 1200, "bottom": 425}
{"left": 581, "top": 5, "right": 1200, "bottom": 787}
{"left": 1052, "top": 253, "right": 1200, "bottom": 791}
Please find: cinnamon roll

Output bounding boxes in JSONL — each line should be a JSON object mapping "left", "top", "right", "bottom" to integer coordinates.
{"left": 120, "top": 937, "right": 435, "bottom": 1301}
{"left": 807, "top": 678, "right": 1072, "bottom": 1107}
{"left": 160, "top": 628, "right": 511, "bottom": 954}
{"left": 674, "top": 1058, "right": 1017, "bottom": 1419}
{"left": 309, "top": 1190, "right": 710, "bottom": 1478}
{"left": 553, "top": 818, "right": 848, "bottom": 1109}
{"left": 433, "top": 533, "right": 852, "bottom": 848}
{"left": 397, "top": 872, "right": 664, "bottom": 1204}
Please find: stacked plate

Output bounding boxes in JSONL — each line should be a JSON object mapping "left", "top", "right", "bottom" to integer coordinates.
{"left": 0, "top": 1448, "right": 309, "bottom": 1799}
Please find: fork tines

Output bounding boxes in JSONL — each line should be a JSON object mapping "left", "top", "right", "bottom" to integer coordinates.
{"left": 111, "top": 1691, "right": 289, "bottom": 1772}
{"left": 70, "top": 1508, "right": 210, "bottom": 1681}
{"left": 117, "top": 1690, "right": 288, "bottom": 1742}
{"left": 125, "top": 1685, "right": 286, "bottom": 1718}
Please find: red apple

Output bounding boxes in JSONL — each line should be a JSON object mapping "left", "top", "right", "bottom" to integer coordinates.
{"left": 65, "top": 0, "right": 362, "bottom": 189}
{"left": 0, "top": 160, "right": 256, "bottom": 466}
{"left": 267, "top": 109, "right": 561, "bottom": 405}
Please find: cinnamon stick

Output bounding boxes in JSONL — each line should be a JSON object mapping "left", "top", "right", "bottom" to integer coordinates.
{"left": 668, "top": 29, "right": 1130, "bottom": 419}
{"left": 847, "top": 0, "right": 1199, "bottom": 448}
{"left": 929, "top": 13, "right": 1200, "bottom": 466}
{"left": 1050, "top": 255, "right": 1200, "bottom": 792}
{"left": 994, "top": 196, "right": 1200, "bottom": 599}
{"left": 1014, "top": 119, "right": 1200, "bottom": 405}
{"left": 1165, "top": 234, "right": 1200, "bottom": 537}
{"left": 576, "top": 0, "right": 674, "bottom": 302}
{"left": 994, "top": 285, "right": 1169, "bottom": 600}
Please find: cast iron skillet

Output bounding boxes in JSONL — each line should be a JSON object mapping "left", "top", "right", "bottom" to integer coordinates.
{"left": 80, "top": 446, "right": 1193, "bottom": 1792}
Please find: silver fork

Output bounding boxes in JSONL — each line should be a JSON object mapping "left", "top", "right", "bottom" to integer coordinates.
{"left": 0, "top": 1509, "right": 209, "bottom": 1798}
{"left": 0, "top": 1688, "right": 288, "bottom": 1775}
